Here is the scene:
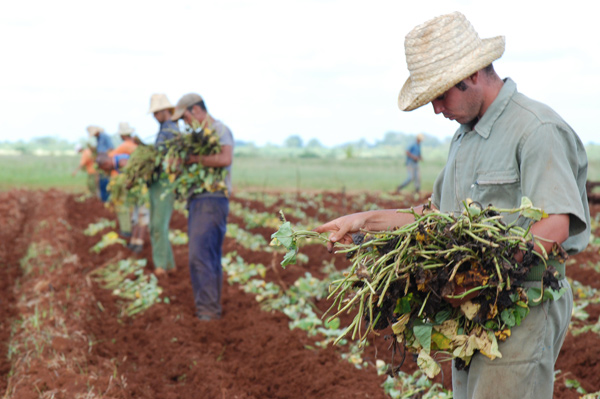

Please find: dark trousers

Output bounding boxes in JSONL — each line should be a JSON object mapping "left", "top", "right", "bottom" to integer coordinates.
{"left": 187, "top": 195, "right": 229, "bottom": 318}
{"left": 99, "top": 175, "right": 110, "bottom": 202}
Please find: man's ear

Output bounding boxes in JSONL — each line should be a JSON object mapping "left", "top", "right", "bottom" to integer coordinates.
{"left": 468, "top": 71, "right": 480, "bottom": 85}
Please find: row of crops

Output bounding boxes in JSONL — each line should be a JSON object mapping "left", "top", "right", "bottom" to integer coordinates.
{"left": 87, "top": 190, "right": 600, "bottom": 398}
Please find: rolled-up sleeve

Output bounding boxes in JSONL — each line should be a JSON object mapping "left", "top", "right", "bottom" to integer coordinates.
{"left": 519, "top": 122, "right": 590, "bottom": 253}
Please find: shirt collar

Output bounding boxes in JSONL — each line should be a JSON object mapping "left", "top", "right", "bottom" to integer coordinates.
{"left": 454, "top": 78, "right": 517, "bottom": 141}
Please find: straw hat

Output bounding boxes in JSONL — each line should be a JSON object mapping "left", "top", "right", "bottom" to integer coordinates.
{"left": 117, "top": 122, "right": 135, "bottom": 135}
{"left": 416, "top": 133, "right": 425, "bottom": 142}
{"left": 171, "top": 93, "right": 204, "bottom": 121}
{"left": 398, "top": 12, "right": 505, "bottom": 111}
{"left": 148, "top": 93, "right": 175, "bottom": 114}
{"left": 86, "top": 125, "right": 104, "bottom": 136}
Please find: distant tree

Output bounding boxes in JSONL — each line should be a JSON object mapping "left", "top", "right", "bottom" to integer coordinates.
{"left": 378, "top": 131, "right": 408, "bottom": 147}
{"left": 306, "top": 138, "right": 324, "bottom": 149}
{"left": 284, "top": 135, "right": 303, "bottom": 148}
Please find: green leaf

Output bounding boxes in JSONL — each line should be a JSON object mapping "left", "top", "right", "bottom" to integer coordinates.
{"left": 520, "top": 197, "right": 546, "bottom": 221}
{"left": 434, "top": 309, "right": 452, "bottom": 324}
{"left": 413, "top": 322, "right": 433, "bottom": 354}
{"left": 394, "top": 295, "right": 412, "bottom": 314}
{"left": 501, "top": 309, "right": 516, "bottom": 327}
{"left": 271, "top": 222, "right": 295, "bottom": 249}
{"left": 325, "top": 317, "right": 341, "bottom": 330}
{"left": 281, "top": 248, "right": 297, "bottom": 268}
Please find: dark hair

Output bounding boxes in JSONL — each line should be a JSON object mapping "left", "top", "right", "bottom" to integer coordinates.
{"left": 455, "top": 80, "right": 468, "bottom": 91}
{"left": 188, "top": 100, "right": 208, "bottom": 113}
{"left": 482, "top": 63, "right": 495, "bottom": 76}
{"left": 96, "top": 153, "right": 110, "bottom": 165}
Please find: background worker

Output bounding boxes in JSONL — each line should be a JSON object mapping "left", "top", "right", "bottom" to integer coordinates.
{"left": 110, "top": 122, "right": 138, "bottom": 155}
{"left": 97, "top": 152, "right": 149, "bottom": 253}
{"left": 395, "top": 133, "right": 424, "bottom": 194}
{"left": 72, "top": 143, "right": 98, "bottom": 197}
{"left": 172, "top": 93, "right": 234, "bottom": 321}
{"left": 108, "top": 122, "right": 139, "bottom": 239}
{"left": 147, "top": 94, "right": 179, "bottom": 276}
{"left": 315, "top": 12, "right": 589, "bottom": 399}
{"left": 88, "top": 125, "right": 114, "bottom": 202}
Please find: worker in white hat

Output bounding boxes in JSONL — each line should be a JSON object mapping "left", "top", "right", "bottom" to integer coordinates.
{"left": 315, "top": 11, "right": 589, "bottom": 399}
{"left": 110, "top": 122, "right": 138, "bottom": 156}
{"left": 395, "top": 133, "right": 425, "bottom": 194}
{"left": 147, "top": 94, "right": 179, "bottom": 275}
{"left": 171, "top": 92, "right": 234, "bottom": 321}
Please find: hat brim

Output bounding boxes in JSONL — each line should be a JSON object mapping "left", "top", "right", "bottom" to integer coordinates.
{"left": 171, "top": 107, "right": 185, "bottom": 121}
{"left": 398, "top": 36, "right": 505, "bottom": 111}
{"left": 148, "top": 106, "right": 175, "bottom": 115}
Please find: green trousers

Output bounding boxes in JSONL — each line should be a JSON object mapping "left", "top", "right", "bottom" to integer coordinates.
{"left": 451, "top": 278, "right": 573, "bottom": 399}
{"left": 149, "top": 180, "right": 176, "bottom": 270}
{"left": 115, "top": 205, "right": 132, "bottom": 236}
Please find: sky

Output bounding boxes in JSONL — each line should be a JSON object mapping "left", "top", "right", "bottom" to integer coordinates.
{"left": 1, "top": 0, "right": 598, "bottom": 147}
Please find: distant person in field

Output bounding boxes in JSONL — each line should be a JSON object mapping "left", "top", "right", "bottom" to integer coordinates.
{"left": 147, "top": 94, "right": 179, "bottom": 276}
{"left": 88, "top": 125, "right": 114, "bottom": 203}
{"left": 72, "top": 143, "right": 98, "bottom": 197}
{"left": 315, "top": 11, "right": 589, "bottom": 399}
{"left": 172, "top": 93, "right": 234, "bottom": 321}
{"left": 396, "top": 133, "right": 424, "bottom": 194}
{"left": 96, "top": 151, "right": 149, "bottom": 253}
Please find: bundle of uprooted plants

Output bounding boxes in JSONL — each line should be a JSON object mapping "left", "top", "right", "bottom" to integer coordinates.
{"left": 161, "top": 125, "right": 228, "bottom": 199}
{"left": 107, "top": 144, "right": 157, "bottom": 207}
{"left": 271, "top": 197, "right": 567, "bottom": 378}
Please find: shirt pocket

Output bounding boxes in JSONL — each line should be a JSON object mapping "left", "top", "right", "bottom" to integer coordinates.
{"left": 469, "top": 169, "right": 521, "bottom": 209}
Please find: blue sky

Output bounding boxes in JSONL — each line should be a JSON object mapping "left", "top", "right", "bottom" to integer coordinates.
{"left": 1, "top": 0, "right": 598, "bottom": 146}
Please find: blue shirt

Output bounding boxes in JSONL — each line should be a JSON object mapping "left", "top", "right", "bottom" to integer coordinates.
{"left": 96, "top": 132, "right": 114, "bottom": 153}
{"left": 114, "top": 154, "right": 130, "bottom": 173}
{"left": 406, "top": 141, "right": 421, "bottom": 165}
{"left": 155, "top": 120, "right": 179, "bottom": 147}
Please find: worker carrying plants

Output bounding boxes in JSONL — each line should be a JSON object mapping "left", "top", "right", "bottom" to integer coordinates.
{"left": 88, "top": 125, "right": 114, "bottom": 202}
{"left": 96, "top": 151, "right": 149, "bottom": 253}
{"left": 396, "top": 133, "right": 424, "bottom": 194}
{"left": 108, "top": 122, "right": 140, "bottom": 239}
{"left": 315, "top": 12, "right": 590, "bottom": 399}
{"left": 147, "top": 94, "right": 179, "bottom": 276}
{"left": 172, "top": 93, "right": 234, "bottom": 321}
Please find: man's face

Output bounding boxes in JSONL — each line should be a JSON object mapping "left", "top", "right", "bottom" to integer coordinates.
{"left": 183, "top": 105, "right": 206, "bottom": 129}
{"left": 430, "top": 81, "right": 482, "bottom": 125}
{"left": 153, "top": 110, "right": 168, "bottom": 123}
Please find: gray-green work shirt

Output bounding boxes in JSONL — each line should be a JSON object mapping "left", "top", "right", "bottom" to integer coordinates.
{"left": 432, "top": 78, "right": 590, "bottom": 255}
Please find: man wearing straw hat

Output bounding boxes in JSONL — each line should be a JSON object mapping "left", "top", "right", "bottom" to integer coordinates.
{"left": 88, "top": 125, "right": 114, "bottom": 202}
{"left": 171, "top": 93, "right": 234, "bottom": 321}
{"left": 110, "top": 122, "right": 138, "bottom": 156}
{"left": 148, "top": 94, "right": 179, "bottom": 275}
{"left": 315, "top": 11, "right": 589, "bottom": 399}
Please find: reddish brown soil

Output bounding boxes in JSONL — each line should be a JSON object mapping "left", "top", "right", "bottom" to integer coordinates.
{"left": 0, "top": 190, "right": 598, "bottom": 398}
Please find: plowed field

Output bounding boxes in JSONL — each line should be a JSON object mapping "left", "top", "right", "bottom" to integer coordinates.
{"left": 1, "top": 189, "right": 599, "bottom": 398}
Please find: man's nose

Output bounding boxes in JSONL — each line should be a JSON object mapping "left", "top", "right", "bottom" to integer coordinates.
{"left": 431, "top": 100, "right": 444, "bottom": 115}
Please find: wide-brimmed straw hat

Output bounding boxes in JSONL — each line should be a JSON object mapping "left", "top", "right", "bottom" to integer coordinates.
{"left": 148, "top": 93, "right": 175, "bottom": 114}
{"left": 86, "top": 125, "right": 104, "bottom": 136}
{"left": 117, "top": 122, "right": 135, "bottom": 135}
{"left": 398, "top": 12, "right": 505, "bottom": 111}
{"left": 171, "top": 93, "right": 204, "bottom": 121}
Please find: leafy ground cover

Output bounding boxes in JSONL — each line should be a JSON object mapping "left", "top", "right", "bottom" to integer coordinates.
{"left": 0, "top": 189, "right": 599, "bottom": 398}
